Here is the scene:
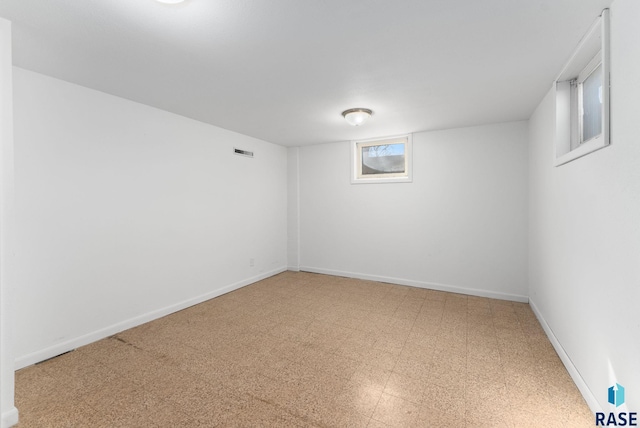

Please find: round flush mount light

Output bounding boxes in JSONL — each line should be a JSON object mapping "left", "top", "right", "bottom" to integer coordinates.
{"left": 342, "top": 108, "right": 373, "bottom": 126}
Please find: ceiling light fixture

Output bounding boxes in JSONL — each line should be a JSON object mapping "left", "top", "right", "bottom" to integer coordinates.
{"left": 155, "top": 0, "right": 185, "bottom": 4}
{"left": 342, "top": 108, "right": 373, "bottom": 126}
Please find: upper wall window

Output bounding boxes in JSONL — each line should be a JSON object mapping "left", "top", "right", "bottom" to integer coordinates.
{"left": 554, "top": 9, "right": 610, "bottom": 166}
{"left": 351, "top": 134, "right": 413, "bottom": 184}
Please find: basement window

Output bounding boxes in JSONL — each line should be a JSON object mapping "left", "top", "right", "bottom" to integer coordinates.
{"left": 351, "top": 135, "right": 412, "bottom": 184}
{"left": 554, "top": 9, "right": 610, "bottom": 166}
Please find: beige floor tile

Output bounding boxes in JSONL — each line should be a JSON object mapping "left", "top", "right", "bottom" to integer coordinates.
{"left": 140, "top": 400, "right": 199, "bottom": 428}
{"left": 172, "top": 388, "right": 241, "bottom": 426}
{"left": 429, "top": 363, "right": 466, "bottom": 388}
{"left": 411, "top": 319, "right": 442, "bottom": 336}
{"left": 86, "top": 387, "right": 170, "bottom": 427}
{"left": 422, "top": 381, "right": 465, "bottom": 417}
{"left": 13, "top": 272, "right": 591, "bottom": 428}
{"left": 361, "top": 347, "right": 400, "bottom": 371}
{"left": 393, "top": 353, "right": 432, "bottom": 380}
{"left": 336, "top": 379, "right": 385, "bottom": 418}
{"left": 413, "top": 406, "right": 466, "bottom": 428}
{"left": 383, "top": 317, "right": 416, "bottom": 334}
{"left": 17, "top": 399, "right": 109, "bottom": 428}
{"left": 372, "top": 335, "right": 407, "bottom": 356}
{"left": 467, "top": 361, "right": 506, "bottom": 391}
{"left": 383, "top": 372, "right": 427, "bottom": 404}
{"left": 15, "top": 365, "right": 78, "bottom": 407}
{"left": 465, "top": 414, "right": 513, "bottom": 428}
{"left": 423, "top": 289, "right": 449, "bottom": 301}
{"left": 371, "top": 392, "right": 419, "bottom": 426}
{"left": 225, "top": 394, "right": 312, "bottom": 427}
{"left": 367, "top": 418, "right": 390, "bottom": 428}
{"left": 431, "top": 351, "right": 466, "bottom": 370}
{"left": 465, "top": 382, "right": 513, "bottom": 427}
{"left": 405, "top": 327, "right": 438, "bottom": 346}
{"left": 242, "top": 373, "right": 301, "bottom": 410}
{"left": 79, "top": 336, "right": 141, "bottom": 366}
{"left": 467, "top": 344, "right": 501, "bottom": 365}
{"left": 467, "top": 333, "right": 499, "bottom": 350}
{"left": 303, "top": 401, "right": 371, "bottom": 428}
{"left": 563, "top": 406, "right": 597, "bottom": 427}
{"left": 434, "top": 333, "right": 467, "bottom": 354}
{"left": 351, "top": 362, "right": 393, "bottom": 391}
{"left": 400, "top": 341, "right": 436, "bottom": 364}
{"left": 103, "top": 348, "right": 174, "bottom": 387}
{"left": 510, "top": 408, "right": 568, "bottom": 428}
{"left": 467, "top": 318, "right": 496, "bottom": 335}
{"left": 260, "top": 358, "right": 321, "bottom": 390}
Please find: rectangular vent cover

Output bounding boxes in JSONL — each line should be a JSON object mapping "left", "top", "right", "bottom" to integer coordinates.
{"left": 234, "top": 148, "right": 254, "bottom": 158}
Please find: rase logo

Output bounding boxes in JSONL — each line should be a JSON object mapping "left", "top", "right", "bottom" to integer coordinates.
{"left": 596, "top": 383, "right": 637, "bottom": 426}
{"left": 610, "top": 384, "right": 626, "bottom": 408}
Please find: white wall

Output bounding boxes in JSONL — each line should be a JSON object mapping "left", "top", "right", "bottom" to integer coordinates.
{"left": 528, "top": 0, "right": 640, "bottom": 413}
{"left": 296, "top": 121, "right": 529, "bottom": 301}
{"left": 12, "top": 68, "right": 288, "bottom": 369}
{"left": 0, "top": 17, "right": 18, "bottom": 428}
{"left": 287, "top": 147, "right": 300, "bottom": 270}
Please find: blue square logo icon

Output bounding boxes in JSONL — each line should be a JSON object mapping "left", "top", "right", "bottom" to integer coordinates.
{"left": 608, "top": 383, "right": 625, "bottom": 407}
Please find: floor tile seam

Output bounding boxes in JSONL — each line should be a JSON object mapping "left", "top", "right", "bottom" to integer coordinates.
{"left": 75, "top": 345, "right": 134, "bottom": 371}
{"left": 370, "top": 358, "right": 402, "bottom": 422}
{"left": 125, "top": 341, "right": 201, "bottom": 369}
{"left": 241, "top": 391, "right": 323, "bottom": 427}
{"left": 379, "top": 385, "right": 426, "bottom": 407}
{"left": 485, "top": 312, "right": 517, "bottom": 351}
{"left": 393, "top": 340, "right": 414, "bottom": 370}
{"left": 110, "top": 334, "right": 172, "bottom": 360}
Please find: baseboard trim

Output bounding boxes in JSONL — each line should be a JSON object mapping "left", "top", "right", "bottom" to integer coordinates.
{"left": 14, "top": 267, "right": 287, "bottom": 370}
{"left": 287, "top": 266, "right": 300, "bottom": 272}
{"left": 299, "top": 266, "right": 528, "bottom": 303}
{"left": 1, "top": 407, "right": 19, "bottom": 428}
{"left": 529, "top": 298, "right": 601, "bottom": 414}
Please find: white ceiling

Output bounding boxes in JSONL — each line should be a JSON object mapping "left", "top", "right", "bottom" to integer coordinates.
{"left": 0, "top": 0, "right": 613, "bottom": 147}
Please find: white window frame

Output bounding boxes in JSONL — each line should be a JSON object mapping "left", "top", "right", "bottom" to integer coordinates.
{"left": 350, "top": 134, "right": 413, "bottom": 184}
{"left": 554, "top": 9, "right": 610, "bottom": 167}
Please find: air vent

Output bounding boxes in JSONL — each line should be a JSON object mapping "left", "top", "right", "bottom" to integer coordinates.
{"left": 234, "top": 148, "right": 254, "bottom": 158}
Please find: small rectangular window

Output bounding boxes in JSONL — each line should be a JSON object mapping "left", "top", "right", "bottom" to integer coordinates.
{"left": 351, "top": 135, "right": 412, "bottom": 184}
{"left": 554, "top": 9, "right": 610, "bottom": 166}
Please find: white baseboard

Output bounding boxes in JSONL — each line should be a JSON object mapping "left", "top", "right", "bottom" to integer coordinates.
{"left": 529, "top": 298, "right": 601, "bottom": 414}
{"left": 14, "top": 267, "right": 286, "bottom": 370}
{"left": 299, "top": 266, "right": 528, "bottom": 303}
{"left": 287, "top": 266, "right": 300, "bottom": 272}
{"left": 1, "top": 407, "right": 18, "bottom": 428}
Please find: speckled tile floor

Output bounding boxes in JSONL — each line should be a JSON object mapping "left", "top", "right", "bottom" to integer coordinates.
{"left": 14, "top": 272, "right": 594, "bottom": 427}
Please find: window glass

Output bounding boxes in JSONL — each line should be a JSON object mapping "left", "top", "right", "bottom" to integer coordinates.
{"left": 361, "top": 143, "right": 406, "bottom": 175}
{"left": 581, "top": 63, "right": 603, "bottom": 143}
